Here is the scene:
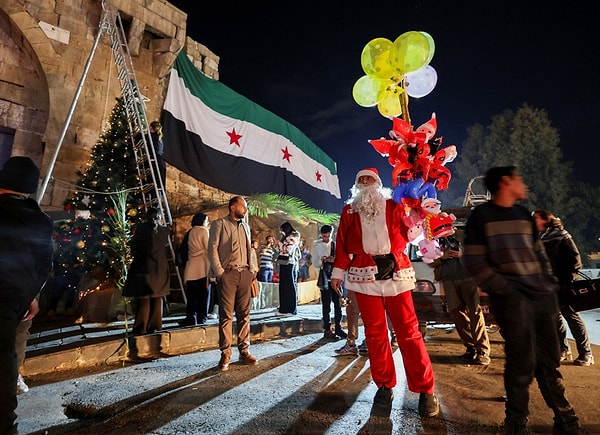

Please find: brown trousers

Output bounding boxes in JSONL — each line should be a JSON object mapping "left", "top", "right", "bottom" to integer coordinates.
{"left": 218, "top": 268, "right": 253, "bottom": 356}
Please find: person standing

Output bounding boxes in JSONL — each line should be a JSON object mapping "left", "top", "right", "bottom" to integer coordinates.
{"left": 334, "top": 288, "right": 363, "bottom": 356}
{"left": 276, "top": 221, "right": 301, "bottom": 315}
{"left": 430, "top": 234, "right": 491, "bottom": 365}
{"left": 462, "top": 166, "right": 585, "bottom": 435}
{"left": 179, "top": 212, "right": 211, "bottom": 326}
{"left": 313, "top": 225, "right": 347, "bottom": 339}
{"left": 298, "top": 238, "right": 312, "bottom": 282}
{"left": 123, "top": 207, "right": 171, "bottom": 335}
{"left": 208, "top": 196, "right": 258, "bottom": 371}
{"left": 533, "top": 210, "right": 594, "bottom": 367}
{"left": 0, "top": 156, "right": 53, "bottom": 434}
{"left": 330, "top": 167, "right": 439, "bottom": 417}
{"left": 258, "top": 235, "right": 276, "bottom": 283}
{"left": 149, "top": 120, "right": 166, "bottom": 184}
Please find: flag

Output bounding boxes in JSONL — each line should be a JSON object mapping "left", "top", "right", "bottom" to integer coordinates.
{"left": 161, "top": 51, "right": 342, "bottom": 213}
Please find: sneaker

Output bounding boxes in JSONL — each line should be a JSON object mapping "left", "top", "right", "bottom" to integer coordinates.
{"left": 16, "top": 374, "right": 29, "bottom": 395}
{"left": 374, "top": 386, "right": 394, "bottom": 406}
{"left": 573, "top": 354, "right": 594, "bottom": 366}
{"left": 461, "top": 347, "right": 476, "bottom": 363}
{"left": 418, "top": 393, "right": 440, "bottom": 417}
{"left": 240, "top": 352, "right": 258, "bottom": 365}
{"left": 358, "top": 340, "right": 368, "bottom": 354}
{"left": 323, "top": 330, "right": 337, "bottom": 339}
{"left": 474, "top": 352, "right": 491, "bottom": 366}
{"left": 504, "top": 417, "right": 531, "bottom": 434}
{"left": 553, "top": 413, "right": 586, "bottom": 435}
{"left": 335, "top": 328, "right": 348, "bottom": 339}
{"left": 335, "top": 343, "right": 359, "bottom": 356}
{"left": 560, "top": 350, "right": 573, "bottom": 362}
{"left": 218, "top": 353, "right": 230, "bottom": 371}
{"left": 207, "top": 313, "right": 218, "bottom": 319}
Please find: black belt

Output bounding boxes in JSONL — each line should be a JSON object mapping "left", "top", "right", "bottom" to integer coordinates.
{"left": 225, "top": 265, "right": 249, "bottom": 272}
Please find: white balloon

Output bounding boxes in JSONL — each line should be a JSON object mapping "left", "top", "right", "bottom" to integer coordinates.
{"left": 405, "top": 65, "right": 438, "bottom": 98}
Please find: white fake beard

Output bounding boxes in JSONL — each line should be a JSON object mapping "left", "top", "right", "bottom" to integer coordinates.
{"left": 348, "top": 183, "right": 390, "bottom": 220}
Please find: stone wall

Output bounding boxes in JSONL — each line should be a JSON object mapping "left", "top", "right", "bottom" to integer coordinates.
{"left": 0, "top": 0, "right": 227, "bottom": 220}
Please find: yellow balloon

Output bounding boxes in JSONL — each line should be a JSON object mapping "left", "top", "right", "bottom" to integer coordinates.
{"left": 361, "top": 37, "right": 394, "bottom": 79}
{"left": 377, "top": 91, "right": 402, "bottom": 118}
{"left": 390, "top": 31, "right": 434, "bottom": 75}
{"left": 352, "top": 75, "right": 393, "bottom": 107}
{"left": 420, "top": 31, "right": 436, "bottom": 65}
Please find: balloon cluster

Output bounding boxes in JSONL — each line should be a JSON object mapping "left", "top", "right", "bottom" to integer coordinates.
{"left": 353, "top": 31, "right": 437, "bottom": 118}
{"left": 368, "top": 113, "right": 458, "bottom": 263}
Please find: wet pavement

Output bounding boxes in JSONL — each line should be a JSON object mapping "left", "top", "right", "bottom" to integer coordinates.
{"left": 17, "top": 303, "right": 600, "bottom": 434}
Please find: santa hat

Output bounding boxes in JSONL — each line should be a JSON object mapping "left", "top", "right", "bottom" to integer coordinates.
{"left": 355, "top": 167, "right": 382, "bottom": 186}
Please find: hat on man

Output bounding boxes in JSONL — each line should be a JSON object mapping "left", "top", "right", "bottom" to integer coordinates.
{"left": 355, "top": 167, "right": 382, "bottom": 186}
{"left": 0, "top": 156, "right": 40, "bottom": 194}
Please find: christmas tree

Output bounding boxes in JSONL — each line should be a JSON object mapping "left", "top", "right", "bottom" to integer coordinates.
{"left": 60, "top": 97, "right": 145, "bottom": 284}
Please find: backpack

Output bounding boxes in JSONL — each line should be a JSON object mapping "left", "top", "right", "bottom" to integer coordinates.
{"left": 176, "top": 230, "right": 190, "bottom": 267}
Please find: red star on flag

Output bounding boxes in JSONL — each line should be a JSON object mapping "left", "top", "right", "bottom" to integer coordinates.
{"left": 281, "top": 146, "right": 293, "bottom": 163}
{"left": 315, "top": 171, "right": 322, "bottom": 182}
{"left": 227, "top": 128, "right": 242, "bottom": 146}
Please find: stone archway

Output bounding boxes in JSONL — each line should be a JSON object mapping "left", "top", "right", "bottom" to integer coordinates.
{"left": 0, "top": 8, "right": 49, "bottom": 168}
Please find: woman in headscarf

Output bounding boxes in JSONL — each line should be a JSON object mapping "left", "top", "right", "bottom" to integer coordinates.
{"left": 276, "top": 221, "right": 301, "bottom": 315}
{"left": 179, "top": 212, "right": 210, "bottom": 326}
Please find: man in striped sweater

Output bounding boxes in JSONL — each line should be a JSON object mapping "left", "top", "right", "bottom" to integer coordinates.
{"left": 462, "top": 166, "right": 585, "bottom": 435}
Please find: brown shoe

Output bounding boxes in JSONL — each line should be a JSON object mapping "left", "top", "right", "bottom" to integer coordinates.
{"left": 219, "top": 353, "right": 230, "bottom": 371}
{"left": 240, "top": 352, "right": 258, "bottom": 365}
{"left": 418, "top": 393, "right": 440, "bottom": 417}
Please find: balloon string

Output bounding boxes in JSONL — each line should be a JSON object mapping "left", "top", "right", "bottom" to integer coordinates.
{"left": 400, "top": 79, "right": 411, "bottom": 126}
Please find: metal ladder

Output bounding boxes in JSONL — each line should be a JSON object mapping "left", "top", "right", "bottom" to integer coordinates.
{"left": 101, "top": 1, "right": 186, "bottom": 306}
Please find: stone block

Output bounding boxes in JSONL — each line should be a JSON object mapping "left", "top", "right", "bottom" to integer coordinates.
{"left": 152, "top": 51, "right": 176, "bottom": 78}
{"left": 9, "top": 10, "right": 39, "bottom": 30}
{"left": 30, "top": 40, "right": 58, "bottom": 59}
{"left": 127, "top": 17, "right": 145, "bottom": 56}
{"left": 22, "top": 348, "right": 82, "bottom": 375}
{"left": 163, "top": 328, "right": 208, "bottom": 355}
{"left": 128, "top": 333, "right": 164, "bottom": 359}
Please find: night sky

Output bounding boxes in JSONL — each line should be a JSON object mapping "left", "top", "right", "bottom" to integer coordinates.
{"left": 165, "top": 1, "right": 600, "bottom": 200}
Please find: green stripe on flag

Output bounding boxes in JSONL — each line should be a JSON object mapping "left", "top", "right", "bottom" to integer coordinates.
{"left": 173, "top": 52, "right": 337, "bottom": 176}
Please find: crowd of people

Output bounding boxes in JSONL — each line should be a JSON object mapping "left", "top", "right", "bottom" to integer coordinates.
{"left": 4, "top": 155, "right": 594, "bottom": 434}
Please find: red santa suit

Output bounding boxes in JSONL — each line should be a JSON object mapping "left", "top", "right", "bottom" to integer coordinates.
{"left": 332, "top": 173, "right": 435, "bottom": 395}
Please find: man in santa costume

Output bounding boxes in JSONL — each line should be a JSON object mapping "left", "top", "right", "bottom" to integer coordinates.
{"left": 330, "top": 167, "right": 439, "bottom": 417}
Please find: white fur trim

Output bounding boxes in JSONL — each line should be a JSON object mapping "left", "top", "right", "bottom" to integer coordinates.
{"left": 355, "top": 169, "right": 382, "bottom": 186}
{"left": 393, "top": 267, "right": 416, "bottom": 281}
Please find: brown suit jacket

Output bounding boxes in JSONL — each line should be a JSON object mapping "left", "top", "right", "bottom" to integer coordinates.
{"left": 208, "top": 215, "right": 258, "bottom": 278}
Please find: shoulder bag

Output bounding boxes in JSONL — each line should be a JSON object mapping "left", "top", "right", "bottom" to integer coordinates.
{"left": 559, "top": 271, "right": 600, "bottom": 312}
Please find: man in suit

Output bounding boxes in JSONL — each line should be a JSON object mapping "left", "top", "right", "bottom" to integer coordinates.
{"left": 208, "top": 196, "right": 258, "bottom": 371}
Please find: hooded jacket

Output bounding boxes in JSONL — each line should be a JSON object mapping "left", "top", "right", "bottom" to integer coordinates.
{"left": 0, "top": 193, "right": 53, "bottom": 319}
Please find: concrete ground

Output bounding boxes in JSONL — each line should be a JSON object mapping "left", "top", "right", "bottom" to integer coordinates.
{"left": 16, "top": 304, "right": 600, "bottom": 434}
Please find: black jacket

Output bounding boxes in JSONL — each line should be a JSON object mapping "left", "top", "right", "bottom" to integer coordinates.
{"left": 0, "top": 193, "right": 53, "bottom": 319}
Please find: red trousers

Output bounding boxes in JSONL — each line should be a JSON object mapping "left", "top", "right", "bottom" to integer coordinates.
{"left": 355, "top": 290, "right": 435, "bottom": 394}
